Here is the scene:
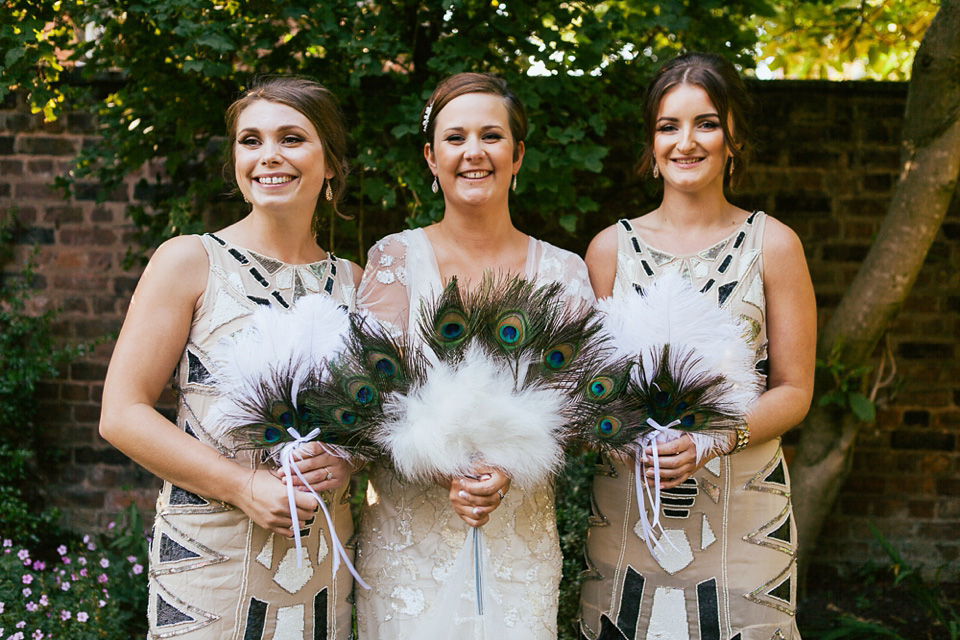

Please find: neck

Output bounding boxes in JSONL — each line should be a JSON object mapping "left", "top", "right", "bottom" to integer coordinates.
{"left": 230, "top": 207, "right": 324, "bottom": 263}
{"left": 435, "top": 201, "right": 519, "bottom": 252}
{"left": 658, "top": 186, "right": 732, "bottom": 230}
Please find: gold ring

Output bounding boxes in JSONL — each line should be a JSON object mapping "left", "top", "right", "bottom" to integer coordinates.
{"left": 326, "top": 470, "right": 333, "bottom": 481}
{"left": 497, "top": 489, "right": 506, "bottom": 501}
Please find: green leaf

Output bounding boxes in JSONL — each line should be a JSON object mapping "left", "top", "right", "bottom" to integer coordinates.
{"left": 848, "top": 393, "right": 876, "bottom": 423}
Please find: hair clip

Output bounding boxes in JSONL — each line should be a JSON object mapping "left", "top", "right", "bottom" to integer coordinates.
{"left": 422, "top": 103, "right": 433, "bottom": 133}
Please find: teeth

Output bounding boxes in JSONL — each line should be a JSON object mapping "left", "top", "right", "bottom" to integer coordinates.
{"left": 257, "top": 176, "right": 293, "bottom": 185}
{"left": 674, "top": 159, "right": 702, "bottom": 164}
{"left": 462, "top": 171, "right": 489, "bottom": 179}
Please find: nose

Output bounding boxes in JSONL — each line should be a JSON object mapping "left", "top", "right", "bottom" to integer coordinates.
{"left": 260, "top": 139, "right": 282, "bottom": 165}
{"left": 463, "top": 135, "right": 484, "bottom": 161}
{"left": 677, "top": 126, "right": 696, "bottom": 154}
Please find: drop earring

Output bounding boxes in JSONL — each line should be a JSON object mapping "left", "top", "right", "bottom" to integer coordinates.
{"left": 652, "top": 163, "right": 659, "bottom": 179}
{"left": 432, "top": 176, "right": 439, "bottom": 193}
{"left": 728, "top": 158, "right": 734, "bottom": 177}
{"left": 512, "top": 174, "right": 517, "bottom": 192}
{"left": 325, "top": 181, "right": 333, "bottom": 201}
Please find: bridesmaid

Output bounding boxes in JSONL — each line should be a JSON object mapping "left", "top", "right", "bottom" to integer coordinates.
{"left": 580, "top": 52, "right": 815, "bottom": 640}
{"left": 354, "top": 72, "right": 595, "bottom": 639}
{"left": 100, "top": 77, "right": 361, "bottom": 639}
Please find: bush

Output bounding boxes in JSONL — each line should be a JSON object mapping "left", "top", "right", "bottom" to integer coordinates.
{"left": 0, "top": 506, "right": 149, "bottom": 640}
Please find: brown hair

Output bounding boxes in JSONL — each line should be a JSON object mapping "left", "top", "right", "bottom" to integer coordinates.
{"left": 638, "top": 52, "right": 753, "bottom": 189}
{"left": 421, "top": 72, "right": 527, "bottom": 160}
{"left": 224, "top": 76, "right": 350, "bottom": 218}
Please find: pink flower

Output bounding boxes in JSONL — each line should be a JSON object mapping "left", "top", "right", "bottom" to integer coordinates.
{"left": 127, "top": 555, "right": 137, "bottom": 563}
{"left": 39, "top": 594, "right": 49, "bottom": 606}
{"left": 83, "top": 535, "right": 90, "bottom": 544}
{"left": 32, "top": 631, "right": 44, "bottom": 640}
{"left": 3, "top": 539, "right": 11, "bottom": 547}
{"left": 60, "top": 581, "right": 71, "bottom": 591}
{"left": 61, "top": 610, "right": 71, "bottom": 620}
{"left": 78, "top": 557, "right": 87, "bottom": 566}
{"left": 0, "top": 601, "right": 4, "bottom": 613}
{"left": 16, "top": 621, "right": 26, "bottom": 628}
{"left": 80, "top": 568, "right": 88, "bottom": 577}
{"left": 98, "top": 599, "right": 106, "bottom": 608}
{"left": 99, "top": 558, "right": 109, "bottom": 569}
{"left": 18, "top": 549, "right": 30, "bottom": 561}
{"left": 133, "top": 564, "right": 144, "bottom": 575}
{"left": 56, "top": 545, "right": 67, "bottom": 556}
{"left": 26, "top": 602, "right": 38, "bottom": 612}
{"left": 22, "top": 587, "right": 31, "bottom": 597}
{"left": 62, "top": 557, "right": 71, "bottom": 565}
{"left": 97, "top": 574, "right": 108, "bottom": 584}
{"left": 107, "top": 521, "right": 115, "bottom": 530}
{"left": 22, "top": 574, "right": 33, "bottom": 585}
{"left": 31, "top": 561, "right": 45, "bottom": 571}
{"left": 77, "top": 612, "right": 89, "bottom": 623}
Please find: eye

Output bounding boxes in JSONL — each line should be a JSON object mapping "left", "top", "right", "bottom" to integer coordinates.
{"left": 281, "top": 134, "right": 304, "bottom": 144}
{"left": 543, "top": 343, "right": 576, "bottom": 371}
{"left": 656, "top": 124, "right": 677, "bottom": 133}
{"left": 483, "top": 132, "right": 504, "bottom": 141}
{"left": 445, "top": 134, "right": 465, "bottom": 143}
{"left": 239, "top": 136, "right": 261, "bottom": 146}
{"left": 586, "top": 375, "right": 616, "bottom": 402}
{"left": 699, "top": 120, "right": 720, "bottom": 130}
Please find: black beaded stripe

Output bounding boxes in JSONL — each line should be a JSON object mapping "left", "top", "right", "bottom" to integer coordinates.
{"left": 700, "top": 279, "right": 715, "bottom": 293}
{"left": 641, "top": 260, "right": 654, "bottom": 277}
{"left": 619, "top": 219, "right": 633, "bottom": 231}
{"left": 313, "top": 588, "right": 328, "bottom": 640}
{"left": 614, "top": 566, "right": 645, "bottom": 638}
{"left": 734, "top": 231, "right": 746, "bottom": 249}
{"left": 697, "top": 578, "right": 721, "bottom": 640}
{"left": 631, "top": 237, "right": 642, "bottom": 254}
{"left": 242, "top": 598, "right": 268, "bottom": 640}
{"left": 247, "top": 295, "right": 271, "bottom": 306}
{"left": 228, "top": 248, "right": 249, "bottom": 265}
{"left": 271, "top": 291, "right": 290, "bottom": 308}
{"left": 250, "top": 267, "right": 269, "bottom": 288}
{"left": 717, "top": 254, "right": 733, "bottom": 273}
{"left": 156, "top": 594, "right": 195, "bottom": 626}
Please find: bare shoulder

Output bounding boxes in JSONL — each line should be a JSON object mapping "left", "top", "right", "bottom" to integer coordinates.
{"left": 585, "top": 223, "right": 621, "bottom": 299}
{"left": 138, "top": 235, "right": 209, "bottom": 303}
{"left": 586, "top": 223, "right": 619, "bottom": 261}
{"left": 762, "top": 215, "right": 805, "bottom": 257}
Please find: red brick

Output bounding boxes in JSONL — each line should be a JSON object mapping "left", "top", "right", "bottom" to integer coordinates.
{"left": 61, "top": 383, "right": 90, "bottom": 402}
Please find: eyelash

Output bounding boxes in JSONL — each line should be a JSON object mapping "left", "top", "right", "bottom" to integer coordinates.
{"left": 656, "top": 122, "right": 720, "bottom": 133}
{"left": 238, "top": 135, "right": 305, "bottom": 146}
{"left": 444, "top": 133, "right": 505, "bottom": 142}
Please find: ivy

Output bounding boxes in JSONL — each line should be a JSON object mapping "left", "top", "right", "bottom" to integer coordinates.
{"left": 817, "top": 340, "right": 877, "bottom": 424}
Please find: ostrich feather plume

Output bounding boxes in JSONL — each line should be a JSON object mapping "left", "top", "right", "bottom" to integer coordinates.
{"left": 377, "top": 342, "right": 567, "bottom": 489}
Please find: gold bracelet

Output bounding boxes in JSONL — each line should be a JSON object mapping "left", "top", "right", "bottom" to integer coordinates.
{"left": 729, "top": 422, "right": 750, "bottom": 455}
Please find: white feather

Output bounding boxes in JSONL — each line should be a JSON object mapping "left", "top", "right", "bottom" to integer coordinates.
{"left": 208, "top": 294, "right": 351, "bottom": 440}
{"left": 597, "top": 273, "right": 762, "bottom": 405}
{"left": 378, "top": 342, "right": 566, "bottom": 489}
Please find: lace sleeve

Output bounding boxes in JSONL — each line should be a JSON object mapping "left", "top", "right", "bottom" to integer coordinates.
{"left": 356, "top": 232, "right": 414, "bottom": 335}
{"left": 536, "top": 241, "right": 597, "bottom": 309}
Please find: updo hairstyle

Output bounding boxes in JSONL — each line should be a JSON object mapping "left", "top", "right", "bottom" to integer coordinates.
{"left": 420, "top": 72, "right": 528, "bottom": 161}
{"left": 638, "top": 52, "right": 753, "bottom": 189}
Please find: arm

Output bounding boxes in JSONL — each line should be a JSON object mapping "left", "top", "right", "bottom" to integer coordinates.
{"left": 585, "top": 225, "right": 618, "bottom": 300}
{"left": 99, "top": 236, "right": 317, "bottom": 537}
{"left": 645, "top": 218, "right": 816, "bottom": 487}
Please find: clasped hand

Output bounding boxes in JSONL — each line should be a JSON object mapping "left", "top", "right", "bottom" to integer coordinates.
{"left": 447, "top": 465, "right": 511, "bottom": 527}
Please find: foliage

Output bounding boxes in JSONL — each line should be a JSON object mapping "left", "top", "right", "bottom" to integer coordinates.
{"left": 556, "top": 449, "right": 597, "bottom": 640}
{"left": 1, "top": 0, "right": 771, "bottom": 263}
{"left": 0, "top": 445, "right": 64, "bottom": 552}
{"left": 0, "top": 506, "right": 149, "bottom": 640}
{"left": 753, "top": 0, "right": 939, "bottom": 80}
{"left": 816, "top": 340, "right": 876, "bottom": 423}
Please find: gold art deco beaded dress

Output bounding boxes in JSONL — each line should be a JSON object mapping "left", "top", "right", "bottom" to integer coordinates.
{"left": 580, "top": 213, "right": 802, "bottom": 640}
{"left": 146, "top": 233, "right": 359, "bottom": 640}
{"left": 353, "top": 228, "right": 595, "bottom": 640}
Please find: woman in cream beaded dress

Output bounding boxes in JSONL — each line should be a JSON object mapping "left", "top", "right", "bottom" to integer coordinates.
{"left": 353, "top": 73, "right": 594, "bottom": 640}
{"left": 100, "top": 77, "right": 361, "bottom": 639}
{"left": 579, "top": 53, "right": 816, "bottom": 640}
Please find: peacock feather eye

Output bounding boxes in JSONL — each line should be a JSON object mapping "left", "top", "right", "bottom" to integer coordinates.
{"left": 675, "top": 401, "right": 690, "bottom": 414}
{"left": 596, "top": 415, "right": 622, "bottom": 438}
{"left": 543, "top": 343, "right": 576, "bottom": 371}
{"left": 586, "top": 375, "right": 616, "bottom": 402}
{"left": 271, "top": 403, "right": 297, "bottom": 429}
{"left": 367, "top": 352, "right": 398, "bottom": 379}
{"left": 262, "top": 426, "right": 284, "bottom": 444}
{"left": 347, "top": 378, "right": 378, "bottom": 406}
{"left": 436, "top": 309, "right": 468, "bottom": 344}
{"left": 334, "top": 408, "right": 357, "bottom": 426}
{"left": 494, "top": 312, "right": 527, "bottom": 348}
{"left": 654, "top": 390, "right": 671, "bottom": 408}
{"left": 298, "top": 406, "right": 312, "bottom": 423}
{"left": 680, "top": 413, "right": 697, "bottom": 428}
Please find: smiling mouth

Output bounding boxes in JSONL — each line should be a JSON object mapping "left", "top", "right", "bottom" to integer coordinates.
{"left": 460, "top": 170, "right": 491, "bottom": 179}
{"left": 671, "top": 158, "right": 704, "bottom": 165}
{"left": 255, "top": 175, "right": 295, "bottom": 185}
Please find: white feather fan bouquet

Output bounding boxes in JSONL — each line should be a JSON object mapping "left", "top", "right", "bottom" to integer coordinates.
{"left": 373, "top": 275, "right": 605, "bottom": 637}
{"left": 584, "top": 272, "right": 763, "bottom": 550}
{"left": 210, "top": 293, "right": 369, "bottom": 585}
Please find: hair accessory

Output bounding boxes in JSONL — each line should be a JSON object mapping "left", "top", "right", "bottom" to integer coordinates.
{"left": 422, "top": 103, "right": 433, "bottom": 133}
{"left": 432, "top": 176, "right": 439, "bottom": 193}
{"left": 728, "top": 158, "right": 734, "bottom": 177}
{"left": 325, "top": 181, "right": 333, "bottom": 201}
{"left": 511, "top": 174, "right": 517, "bottom": 192}
{"left": 652, "top": 163, "right": 659, "bottom": 179}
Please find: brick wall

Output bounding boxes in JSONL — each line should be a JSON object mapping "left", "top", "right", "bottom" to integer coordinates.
{"left": 2, "top": 80, "right": 958, "bottom": 579}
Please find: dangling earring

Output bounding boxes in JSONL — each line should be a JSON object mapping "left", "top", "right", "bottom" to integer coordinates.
{"left": 431, "top": 176, "right": 439, "bottom": 193}
{"left": 728, "top": 158, "right": 734, "bottom": 177}
{"left": 652, "top": 163, "right": 659, "bottom": 179}
{"left": 512, "top": 174, "right": 517, "bottom": 192}
{"left": 325, "top": 181, "right": 333, "bottom": 201}
{"left": 243, "top": 195, "right": 249, "bottom": 204}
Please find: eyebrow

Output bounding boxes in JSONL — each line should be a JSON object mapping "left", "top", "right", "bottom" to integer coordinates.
{"left": 657, "top": 113, "right": 721, "bottom": 122}
{"left": 236, "top": 124, "right": 311, "bottom": 137}
{"left": 440, "top": 124, "right": 507, "bottom": 133}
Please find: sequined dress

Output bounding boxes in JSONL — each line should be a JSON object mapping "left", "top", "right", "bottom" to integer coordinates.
{"left": 146, "top": 233, "right": 359, "bottom": 640}
{"left": 580, "top": 213, "right": 801, "bottom": 640}
{"left": 353, "top": 228, "right": 595, "bottom": 640}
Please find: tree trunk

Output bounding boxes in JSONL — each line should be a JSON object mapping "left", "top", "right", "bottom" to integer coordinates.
{"left": 791, "top": 0, "right": 960, "bottom": 576}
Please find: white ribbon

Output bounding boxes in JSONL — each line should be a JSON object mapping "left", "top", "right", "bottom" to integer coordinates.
{"left": 634, "top": 417, "right": 682, "bottom": 556}
{"left": 279, "top": 427, "right": 371, "bottom": 590}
